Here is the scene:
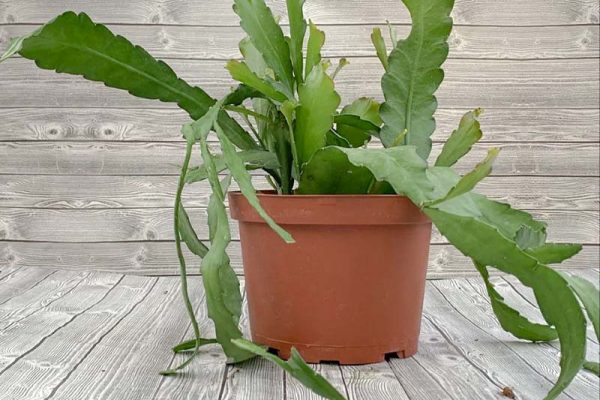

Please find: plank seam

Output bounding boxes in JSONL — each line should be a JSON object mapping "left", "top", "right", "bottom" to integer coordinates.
{"left": 0, "top": 269, "right": 58, "bottom": 307}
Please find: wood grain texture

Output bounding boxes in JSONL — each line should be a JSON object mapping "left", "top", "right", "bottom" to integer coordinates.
{"left": 0, "top": 266, "right": 55, "bottom": 304}
{"left": 0, "top": 108, "right": 598, "bottom": 143}
{"left": 0, "top": 274, "right": 155, "bottom": 400}
{"left": 2, "top": 24, "right": 597, "bottom": 60}
{"left": 0, "top": 58, "right": 598, "bottom": 109}
{"left": 0, "top": 207, "right": 596, "bottom": 243}
{"left": 1, "top": 141, "right": 597, "bottom": 176}
{"left": 341, "top": 363, "right": 409, "bottom": 400}
{"left": 0, "top": 175, "right": 596, "bottom": 210}
{"left": 0, "top": 0, "right": 597, "bottom": 25}
{"left": 1, "top": 241, "right": 597, "bottom": 278}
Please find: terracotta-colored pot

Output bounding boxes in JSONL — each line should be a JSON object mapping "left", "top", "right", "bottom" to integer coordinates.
{"left": 229, "top": 192, "right": 432, "bottom": 364}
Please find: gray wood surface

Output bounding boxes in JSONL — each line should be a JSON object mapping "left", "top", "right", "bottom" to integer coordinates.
{"left": 0, "top": 267, "right": 598, "bottom": 399}
{"left": 0, "top": 0, "right": 598, "bottom": 279}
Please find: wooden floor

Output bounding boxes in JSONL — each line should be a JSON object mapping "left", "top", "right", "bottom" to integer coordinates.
{"left": 0, "top": 267, "right": 598, "bottom": 400}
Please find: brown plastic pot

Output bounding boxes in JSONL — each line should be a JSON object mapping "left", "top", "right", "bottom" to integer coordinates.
{"left": 229, "top": 192, "right": 432, "bottom": 364}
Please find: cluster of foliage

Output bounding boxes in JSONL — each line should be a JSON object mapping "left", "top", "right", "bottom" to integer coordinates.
{"left": 2, "top": 0, "right": 598, "bottom": 398}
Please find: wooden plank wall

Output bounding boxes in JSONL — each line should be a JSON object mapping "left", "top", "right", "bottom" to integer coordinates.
{"left": 0, "top": 0, "right": 598, "bottom": 277}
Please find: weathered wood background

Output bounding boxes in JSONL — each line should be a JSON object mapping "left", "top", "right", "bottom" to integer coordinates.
{"left": 0, "top": 0, "right": 598, "bottom": 277}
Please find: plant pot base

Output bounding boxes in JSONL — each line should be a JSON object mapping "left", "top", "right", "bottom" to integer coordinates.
{"left": 253, "top": 334, "right": 418, "bottom": 365}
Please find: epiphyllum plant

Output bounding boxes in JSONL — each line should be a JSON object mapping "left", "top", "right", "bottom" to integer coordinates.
{"left": 1, "top": 0, "right": 598, "bottom": 398}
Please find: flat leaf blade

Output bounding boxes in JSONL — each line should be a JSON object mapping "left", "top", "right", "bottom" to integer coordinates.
{"left": 226, "top": 60, "right": 288, "bottom": 102}
{"left": 561, "top": 273, "right": 599, "bottom": 341}
{"left": 305, "top": 21, "right": 325, "bottom": 78}
{"left": 286, "top": 0, "right": 307, "bottom": 84}
{"left": 435, "top": 109, "right": 483, "bottom": 167}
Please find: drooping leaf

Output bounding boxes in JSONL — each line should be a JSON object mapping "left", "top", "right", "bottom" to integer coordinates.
{"left": 294, "top": 63, "right": 341, "bottom": 166}
{"left": 234, "top": 0, "right": 294, "bottom": 93}
{"left": 186, "top": 150, "right": 279, "bottom": 184}
{"left": 335, "top": 98, "right": 383, "bottom": 147}
{"left": 215, "top": 122, "right": 295, "bottom": 243}
{"left": 172, "top": 338, "right": 218, "bottom": 353}
{"left": 428, "top": 148, "right": 499, "bottom": 205}
{"left": 561, "top": 273, "right": 599, "bottom": 341}
{"left": 297, "top": 147, "right": 374, "bottom": 194}
{"left": 226, "top": 60, "right": 288, "bottom": 102}
{"left": 370, "top": 28, "right": 389, "bottom": 71}
{"left": 231, "top": 339, "right": 346, "bottom": 400}
{"left": 379, "top": 0, "right": 454, "bottom": 156}
{"left": 14, "top": 11, "right": 257, "bottom": 151}
{"left": 435, "top": 109, "right": 483, "bottom": 167}
{"left": 223, "top": 84, "right": 265, "bottom": 106}
{"left": 424, "top": 206, "right": 587, "bottom": 400}
{"left": 286, "top": 0, "right": 307, "bottom": 85}
{"left": 305, "top": 21, "right": 325, "bottom": 79}
{"left": 526, "top": 243, "right": 582, "bottom": 264}
{"left": 177, "top": 205, "right": 209, "bottom": 257}
{"left": 474, "top": 262, "right": 558, "bottom": 342}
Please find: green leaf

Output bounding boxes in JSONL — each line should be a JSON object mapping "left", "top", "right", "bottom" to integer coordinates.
{"left": 335, "top": 98, "right": 382, "bottom": 147}
{"left": 584, "top": 361, "right": 600, "bottom": 376}
{"left": 380, "top": 0, "right": 454, "bottom": 156}
{"left": 286, "top": 0, "right": 307, "bottom": 85}
{"left": 474, "top": 262, "right": 558, "bottom": 342}
{"left": 172, "top": 338, "right": 218, "bottom": 353}
{"left": 234, "top": 0, "right": 294, "bottom": 93}
{"left": 226, "top": 60, "right": 289, "bottom": 102}
{"left": 305, "top": 21, "right": 325, "bottom": 79}
{"left": 526, "top": 243, "right": 582, "bottom": 264}
{"left": 231, "top": 339, "right": 346, "bottom": 400}
{"left": 370, "top": 28, "right": 389, "bottom": 71}
{"left": 16, "top": 11, "right": 256, "bottom": 151}
{"left": 215, "top": 123, "right": 295, "bottom": 243}
{"left": 435, "top": 109, "right": 483, "bottom": 167}
{"left": 186, "top": 150, "right": 279, "bottom": 184}
{"left": 424, "top": 206, "right": 587, "bottom": 400}
{"left": 223, "top": 84, "right": 265, "bottom": 106}
{"left": 515, "top": 224, "right": 547, "bottom": 250}
{"left": 297, "top": 147, "right": 374, "bottom": 194}
{"left": 333, "top": 146, "right": 434, "bottom": 205}
{"left": 561, "top": 273, "right": 599, "bottom": 341}
{"left": 177, "top": 205, "right": 209, "bottom": 257}
{"left": 429, "top": 148, "right": 499, "bottom": 205}
{"left": 294, "top": 63, "right": 341, "bottom": 166}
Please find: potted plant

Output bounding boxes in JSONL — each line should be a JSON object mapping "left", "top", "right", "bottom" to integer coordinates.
{"left": 1, "top": 0, "right": 598, "bottom": 399}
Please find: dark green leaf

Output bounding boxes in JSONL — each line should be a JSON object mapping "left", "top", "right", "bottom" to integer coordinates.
{"left": 294, "top": 63, "right": 341, "bottom": 166}
{"left": 305, "top": 21, "right": 325, "bottom": 79}
{"left": 380, "top": 0, "right": 454, "bottom": 156}
{"left": 215, "top": 123, "right": 294, "bottom": 243}
{"left": 297, "top": 147, "right": 374, "bottom": 194}
{"left": 16, "top": 11, "right": 256, "bottom": 150}
{"left": 231, "top": 339, "right": 346, "bottom": 400}
{"left": 335, "top": 98, "right": 382, "bottom": 147}
{"left": 223, "top": 84, "right": 265, "bottom": 106}
{"left": 370, "top": 28, "right": 389, "bottom": 71}
{"left": 435, "top": 109, "right": 483, "bottom": 167}
{"left": 286, "top": 0, "right": 307, "bottom": 85}
{"left": 172, "top": 338, "right": 218, "bottom": 353}
{"left": 584, "top": 361, "right": 600, "bottom": 376}
{"left": 561, "top": 273, "right": 599, "bottom": 341}
{"left": 226, "top": 60, "right": 289, "bottom": 102}
{"left": 474, "top": 262, "right": 558, "bottom": 342}
{"left": 526, "top": 243, "right": 582, "bottom": 264}
{"left": 234, "top": 0, "right": 294, "bottom": 92}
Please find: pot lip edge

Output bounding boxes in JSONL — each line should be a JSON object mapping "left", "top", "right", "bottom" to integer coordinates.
{"left": 228, "top": 190, "right": 414, "bottom": 200}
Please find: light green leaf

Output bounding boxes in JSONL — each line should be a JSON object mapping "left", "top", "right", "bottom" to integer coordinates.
{"left": 515, "top": 224, "right": 547, "bottom": 250}
{"left": 15, "top": 11, "right": 256, "bottom": 150}
{"left": 335, "top": 98, "right": 382, "bottom": 147}
{"left": 294, "top": 63, "right": 341, "bottom": 166}
{"left": 474, "top": 262, "right": 558, "bottom": 342}
{"left": 177, "top": 205, "right": 209, "bottom": 258}
{"left": 424, "top": 206, "right": 587, "bottom": 400}
{"left": 370, "top": 28, "right": 389, "bottom": 71}
{"left": 215, "top": 123, "right": 294, "bottom": 243}
{"left": 186, "top": 150, "right": 279, "bottom": 184}
{"left": 561, "top": 273, "right": 599, "bottom": 341}
{"left": 239, "top": 37, "right": 268, "bottom": 76}
{"left": 172, "top": 338, "right": 218, "bottom": 353}
{"left": 429, "top": 148, "right": 499, "bottom": 205}
{"left": 286, "top": 0, "right": 307, "bottom": 85}
{"left": 435, "top": 109, "right": 483, "bottom": 167}
{"left": 232, "top": 339, "right": 346, "bottom": 400}
{"left": 226, "top": 60, "right": 288, "bottom": 102}
{"left": 297, "top": 147, "right": 374, "bottom": 194}
{"left": 305, "top": 21, "right": 325, "bottom": 79}
{"left": 234, "top": 0, "right": 294, "bottom": 92}
{"left": 380, "top": 0, "right": 454, "bottom": 156}
{"left": 526, "top": 243, "right": 582, "bottom": 264}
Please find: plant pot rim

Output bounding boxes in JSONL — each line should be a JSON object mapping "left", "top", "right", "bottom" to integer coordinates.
{"left": 229, "top": 191, "right": 431, "bottom": 225}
